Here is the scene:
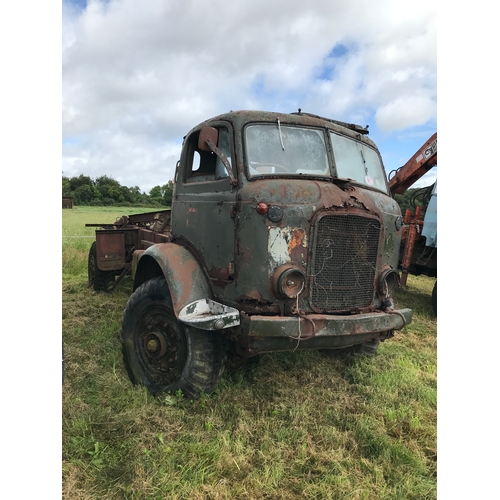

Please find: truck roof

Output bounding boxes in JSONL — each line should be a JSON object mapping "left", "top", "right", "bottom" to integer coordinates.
{"left": 187, "top": 110, "right": 378, "bottom": 149}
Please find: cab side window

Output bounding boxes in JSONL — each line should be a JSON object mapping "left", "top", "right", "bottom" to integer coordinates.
{"left": 185, "top": 127, "right": 232, "bottom": 183}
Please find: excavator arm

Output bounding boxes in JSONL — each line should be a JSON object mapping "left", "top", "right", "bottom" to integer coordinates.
{"left": 388, "top": 132, "right": 437, "bottom": 194}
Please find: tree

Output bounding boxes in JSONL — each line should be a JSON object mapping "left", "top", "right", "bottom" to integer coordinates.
{"left": 69, "top": 174, "right": 93, "bottom": 191}
{"left": 62, "top": 173, "right": 162, "bottom": 206}
{"left": 162, "top": 181, "right": 174, "bottom": 206}
{"left": 149, "top": 185, "right": 163, "bottom": 204}
{"left": 62, "top": 176, "right": 72, "bottom": 197}
{"left": 129, "top": 186, "right": 145, "bottom": 204}
{"left": 74, "top": 184, "right": 94, "bottom": 204}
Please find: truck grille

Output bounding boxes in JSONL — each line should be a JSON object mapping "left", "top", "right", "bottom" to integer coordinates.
{"left": 310, "top": 214, "right": 380, "bottom": 312}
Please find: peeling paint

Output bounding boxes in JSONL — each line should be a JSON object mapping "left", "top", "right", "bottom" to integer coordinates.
{"left": 268, "top": 227, "right": 307, "bottom": 269}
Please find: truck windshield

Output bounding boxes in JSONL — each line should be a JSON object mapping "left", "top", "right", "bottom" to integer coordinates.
{"left": 245, "top": 124, "right": 330, "bottom": 177}
{"left": 330, "top": 132, "right": 388, "bottom": 194}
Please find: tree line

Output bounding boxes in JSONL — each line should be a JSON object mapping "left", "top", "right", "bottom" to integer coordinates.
{"left": 63, "top": 172, "right": 432, "bottom": 214}
{"left": 62, "top": 174, "right": 174, "bottom": 207}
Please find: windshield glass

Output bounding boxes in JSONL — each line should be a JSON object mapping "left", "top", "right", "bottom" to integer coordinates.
{"left": 246, "top": 124, "right": 330, "bottom": 177}
{"left": 330, "top": 132, "right": 388, "bottom": 193}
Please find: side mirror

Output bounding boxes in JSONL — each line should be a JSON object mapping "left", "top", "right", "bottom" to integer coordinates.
{"left": 198, "top": 126, "right": 218, "bottom": 151}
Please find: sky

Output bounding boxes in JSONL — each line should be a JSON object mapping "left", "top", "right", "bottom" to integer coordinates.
{"left": 62, "top": 0, "right": 437, "bottom": 194}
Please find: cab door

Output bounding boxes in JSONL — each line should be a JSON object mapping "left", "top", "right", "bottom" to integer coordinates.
{"left": 172, "top": 124, "right": 237, "bottom": 283}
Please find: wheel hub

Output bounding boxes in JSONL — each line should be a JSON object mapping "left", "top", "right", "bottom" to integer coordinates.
{"left": 137, "top": 309, "right": 187, "bottom": 379}
{"left": 144, "top": 332, "right": 167, "bottom": 359}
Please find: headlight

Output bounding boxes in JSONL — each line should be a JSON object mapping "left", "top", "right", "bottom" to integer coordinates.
{"left": 377, "top": 267, "right": 400, "bottom": 299}
{"left": 277, "top": 268, "right": 306, "bottom": 298}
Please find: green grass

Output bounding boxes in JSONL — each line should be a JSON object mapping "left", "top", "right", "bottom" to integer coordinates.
{"left": 62, "top": 206, "right": 437, "bottom": 500}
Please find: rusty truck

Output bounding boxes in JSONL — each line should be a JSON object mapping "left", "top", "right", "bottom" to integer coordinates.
{"left": 87, "top": 110, "right": 413, "bottom": 398}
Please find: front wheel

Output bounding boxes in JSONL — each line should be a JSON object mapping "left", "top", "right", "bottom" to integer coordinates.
{"left": 320, "top": 339, "right": 380, "bottom": 358}
{"left": 120, "top": 277, "right": 226, "bottom": 399}
{"left": 353, "top": 339, "right": 380, "bottom": 356}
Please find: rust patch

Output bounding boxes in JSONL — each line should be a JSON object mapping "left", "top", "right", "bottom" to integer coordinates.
{"left": 239, "top": 246, "right": 252, "bottom": 264}
{"left": 287, "top": 229, "right": 304, "bottom": 253}
{"left": 287, "top": 228, "right": 307, "bottom": 264}
{"left": 315, "top": 182, "right": 379, "bottom": 214}
{"left": 317, "top": 182, "right": 344, "bottom": 209}
{"left": 237, "top": 289, "right": 266, "bottom": 302}
{"left": 208, "top": 266, "right": 230, "bottom": 281}
{"left": 170, "top": 253, "right": 198, "bottom": 312}
{"left": 151, "top": 244, "right": 203, "bottom": 315}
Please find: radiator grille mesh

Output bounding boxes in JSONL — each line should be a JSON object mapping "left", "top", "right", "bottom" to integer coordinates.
{"left": 310, "top": 214, "right": 380, "bottom": 312}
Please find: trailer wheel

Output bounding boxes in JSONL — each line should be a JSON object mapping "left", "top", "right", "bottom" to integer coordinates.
{"left": 88, "top": 242, "right": 115, "bottom": 292}
{"left": 120, "top": 277, "right": 226, "bottom": 399}
{"left": 431, "top": 281, "right": 437, "bottom": 316}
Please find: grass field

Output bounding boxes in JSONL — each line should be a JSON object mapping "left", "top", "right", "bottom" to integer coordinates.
{"left": 62, "top": 206, "right": 437, "bottom": 500}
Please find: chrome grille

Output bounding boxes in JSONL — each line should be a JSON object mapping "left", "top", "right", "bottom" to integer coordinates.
{"left": 310, "top": 214, "right": 380, "bottom": 312}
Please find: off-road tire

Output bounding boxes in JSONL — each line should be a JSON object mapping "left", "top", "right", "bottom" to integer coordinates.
{"left": 120, "top": 277, "right": 226, "bottom": 399}
{"left": 431, "top": 281, "right": 437, "bottom": 316}
{"left": 320, "top": 339, "right": 380, "bottom": 358}
{"left": 88, "top": 241, "right": 115, "bottom": 292}
{"left": 353, "top": 339, "right": 380, "bottom": 356}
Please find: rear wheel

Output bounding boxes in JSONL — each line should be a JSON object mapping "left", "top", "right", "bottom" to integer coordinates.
{"left": 88, "top": 241, "right": 115, "bottom": 292}
{"left": 120, "top": 277, "right": 226, "bottom": 399}
{"left": 431, "top": 281, "right": 437, "bottom": 316}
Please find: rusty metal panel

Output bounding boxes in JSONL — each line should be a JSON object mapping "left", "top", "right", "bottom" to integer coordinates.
{"left": 137, "top": 243, "right": 213, "bottom": 318}
{"left": 62, "top": 197, "right": 73, "bottom": 208}
{"left": 96, "top": 231, "right": 126, "bottom": 271}
{"left": 238, "top": 308, "right": 412, "bottom": 338}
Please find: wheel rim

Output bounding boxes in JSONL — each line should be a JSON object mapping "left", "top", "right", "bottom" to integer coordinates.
{"left": 135, "top": 306, "right": 188, "bottom": 384}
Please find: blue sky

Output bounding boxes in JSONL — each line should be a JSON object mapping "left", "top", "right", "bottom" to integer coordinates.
{"left": 62, "top": 0, "right": 436, "bottom": 193}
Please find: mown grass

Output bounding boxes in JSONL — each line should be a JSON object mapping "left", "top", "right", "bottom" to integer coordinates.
{"left": 62, "top": 206, "right": 437, "bottom": 499}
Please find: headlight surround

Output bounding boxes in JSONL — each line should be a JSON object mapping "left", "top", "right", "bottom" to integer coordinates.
{"left": 377, "top": 267, "right": 400, "bottom": 299}
{"left": 277, "top": 268, "right": 306, "bottom": 298}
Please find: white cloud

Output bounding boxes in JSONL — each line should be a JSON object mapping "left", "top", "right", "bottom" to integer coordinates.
{"left": 62, "top": 0, "right": 436, "bottom": 191}
{"left": 376, "top": 95, "right": 436, "bottom": 131}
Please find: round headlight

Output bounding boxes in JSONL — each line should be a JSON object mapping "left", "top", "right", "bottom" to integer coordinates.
{"left": 395, "top": 216, "right": 403, "bottom": 231}
{"left": 278, "top": 268, "right": 306, "bottom": 298}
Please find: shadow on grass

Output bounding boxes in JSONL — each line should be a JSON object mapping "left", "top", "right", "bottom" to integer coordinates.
{"left": 394, "top": 281, "right": 436, "bottom": 319}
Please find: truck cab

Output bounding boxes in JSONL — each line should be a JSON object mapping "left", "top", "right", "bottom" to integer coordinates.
{"left": 120, "top": 110, "right": 412, "bottom": 398}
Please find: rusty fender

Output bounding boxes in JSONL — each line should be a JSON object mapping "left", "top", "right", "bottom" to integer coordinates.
{"left": 135, "top": 243, "right": 239, "bottom": 331}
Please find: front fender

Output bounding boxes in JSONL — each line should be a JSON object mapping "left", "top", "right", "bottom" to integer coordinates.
{"left": 134, "top": 243, "right": 213, "bottom": 318}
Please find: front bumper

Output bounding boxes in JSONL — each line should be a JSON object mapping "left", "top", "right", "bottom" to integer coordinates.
{"left": 178, "top": 296, "right": 412, "bottom": 354}
{"left": 233, "top": 308, "right": 412, "bottom": 354}
{"left": 241, "top": 308, "right": 412, "bottom": 338}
